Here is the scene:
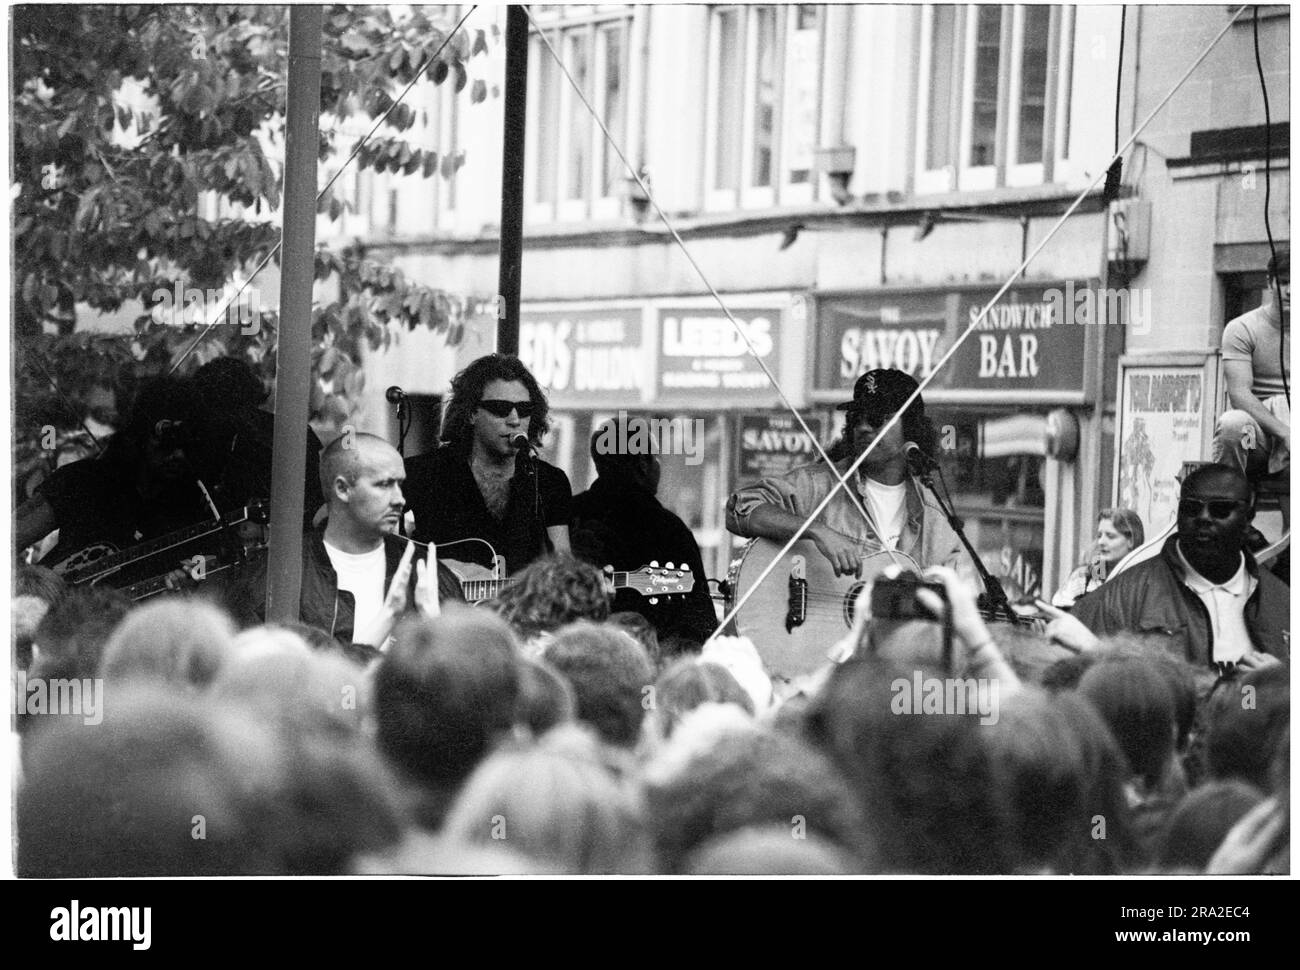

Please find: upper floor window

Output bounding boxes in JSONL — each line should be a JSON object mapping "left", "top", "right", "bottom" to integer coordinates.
{"left": 705, "top": 4, "right": 824, "bottom": 211}
{"left": 528, "top": 8, "right": 633, "bottom": 223}
{"left": 916, "top": 4, "right": 1074, "bottom": 193}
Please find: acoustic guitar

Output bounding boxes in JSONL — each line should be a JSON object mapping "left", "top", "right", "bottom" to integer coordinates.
{"left": 443, "top": 556, "right": 695, "bottom": 605}
{"left": 725, "top": 537, "right": 1043, "bottom": 677}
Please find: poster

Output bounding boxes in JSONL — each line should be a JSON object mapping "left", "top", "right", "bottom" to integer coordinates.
{"left": 735, "top": 412, "right": 826, "bottom": 483}
{"left": 1115, "top": 365, "right": 1208, "bottom": 537}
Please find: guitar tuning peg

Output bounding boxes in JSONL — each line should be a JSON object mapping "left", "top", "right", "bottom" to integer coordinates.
{"left": 650, "top": 560, "right": 659, "bottom": 568}
{"left": 648, "top": 597, "right": 659, "bottom": 605}
{"left": 665, "top": 562, "right": 674, "bottom": 570}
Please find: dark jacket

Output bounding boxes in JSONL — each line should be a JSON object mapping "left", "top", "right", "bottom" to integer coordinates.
{"left": 571, "top": 476, "right": 717, "bottom": 646}
{"left": 1071, "top": 535, "right": 1290, "bottom": 668}
{"left": 235, "top": 527, "right": 464, "bottom": 646}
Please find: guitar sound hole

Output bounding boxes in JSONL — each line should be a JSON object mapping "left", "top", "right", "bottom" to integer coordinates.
{"left": 843, "top": 581, "right": 866, "bottom": 629}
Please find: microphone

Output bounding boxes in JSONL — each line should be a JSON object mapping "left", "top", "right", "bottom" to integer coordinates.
{"left": 511, "top": 433, "right": 533, "bottom": 452}
{"left": 903, "top": 442, "right": 936, "bottom": 474}
{"left": 385, "top": 386, "right": 406, "bottom": 403}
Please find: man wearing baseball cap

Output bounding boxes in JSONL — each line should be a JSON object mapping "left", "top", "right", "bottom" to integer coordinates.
{"left": 726, "top": 368, "right": 962, "bottom": 577}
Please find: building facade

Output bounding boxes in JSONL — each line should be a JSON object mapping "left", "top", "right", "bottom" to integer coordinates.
{"left": 339, "top": 4, "right": 1288, "bottom": 596}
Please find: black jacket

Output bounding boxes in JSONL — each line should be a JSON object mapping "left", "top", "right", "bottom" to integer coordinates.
{"left": 571, "top": 476, "right": 717, "bottom": 646}
{"left": 235, "top": 527, "right": 464, "bottom": 646}
{"left": 1071, "top": 535, "right": 1290, "bottom": 668}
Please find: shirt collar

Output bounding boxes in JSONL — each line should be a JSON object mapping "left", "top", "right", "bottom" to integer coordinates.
{"left": 1175, "top": 542, "right": 1250, "bottom": 596}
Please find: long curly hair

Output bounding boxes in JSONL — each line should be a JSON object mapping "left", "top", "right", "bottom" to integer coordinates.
{"left": 826, "top": 401, "right": 938, "bottom": 463}
{"left": 440, "top": 354, "right": 552, "bottom": 452}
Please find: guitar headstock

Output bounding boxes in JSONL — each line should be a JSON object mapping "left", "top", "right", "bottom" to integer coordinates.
{"left": 245, "top": 499, "right": 271, "bottom": 525}
{"left": 618, "top": 562, "right": 695, "bottom": 597}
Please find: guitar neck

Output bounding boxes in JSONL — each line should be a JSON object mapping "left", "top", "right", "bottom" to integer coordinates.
{"left": 460, "top": 572, "right": 655, "bottom": 602}
{"left": 65, "top": 510, "right": 249, "bottom": 584}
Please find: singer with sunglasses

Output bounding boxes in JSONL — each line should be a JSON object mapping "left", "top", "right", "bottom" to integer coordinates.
{"left": 1071, "top": 465, "right": 1289, "bottom": 672}
{"left": 404, "top": 354, "right": 573, "bottom": 575}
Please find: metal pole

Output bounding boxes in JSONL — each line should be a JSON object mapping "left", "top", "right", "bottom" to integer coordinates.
{"left": 497, "top": 5, "right": 529, "bottom": 355}
{"left": 266, "top": 5, "right": 323, "bottom": 623}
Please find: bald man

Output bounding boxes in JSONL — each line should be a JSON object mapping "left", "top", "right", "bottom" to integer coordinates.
{"left": 1072, "top": 465, "right": 1289, "bottom": 671}
{"left": 235, "top": 432, "right": 462, "bottom": 649}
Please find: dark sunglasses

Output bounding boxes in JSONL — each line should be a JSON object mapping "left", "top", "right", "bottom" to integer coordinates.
{"left": 479, "top": 399, "right": 535, "bottom": 419}
{"left": 1178, "top": 498, "right": 1248, "bottom": 519}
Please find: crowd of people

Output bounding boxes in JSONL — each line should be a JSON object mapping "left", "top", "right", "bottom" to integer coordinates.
{"left": 12, "top": 538, "right": 1288, "bottom": 875}
{"left": 10, "top": 250, "right": 1289, "bottom": 875}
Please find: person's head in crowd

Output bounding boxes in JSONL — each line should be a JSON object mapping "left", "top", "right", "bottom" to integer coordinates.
{"left": 804, "top": 655, "right": 1014, "bottom": 874}
{"left": 1176, "top": 465, "right": 1255, "bottom": 577}
{"left": 1040, "top": 652, "right": 1100, "bottom": 693}
{"left": 542, "top": 621, "right": 655, "bottom": 748}
{"left": 983, "top": 687, "right": 1142, "bottom": 874}
{"left": 1153, "top": 781, "right": 1266, "bottom": 873}
{"left": 642, "top": 657, "right": 754, "bottom": 749}
{"left": 490, "top": 554, "right": 611, "bottom": 647}
{"left": 318, "top": 431, "right": 406, "bottom": 543}
{"left": 373, "top": 608, "right": 520, "bottom": 826}
{"left": 682, "top": 825, "right": 861, "bottom": 876}
{"left": 99, "top": 597, "right": 235, "bottom": 690}
{"left": 1093, "top": 508, "right": 1144, "bottom": 569}
{"left": 353, "top": 830, "right": 545, "bottom": 876}
{"left": 642, "top": 709, "right": 873, "bottom": 873}
{"left": 699, "top": 634, "right": 773, "bottom": 713}
{"left": 514, "top": 657, "right": 575, "bottom": 738}
{"left": 18, "top": 685, "right": 281, "bottom": 875}
{"left": 657, "top": 633, "right": 704, "bottom": 664}
{"left": 607, "top": 611, "right": 661, "bottom": 669}
{"left": 26, "top": 585, "right": 131, "bottom": 686}
{"left": 589, "top": 414, "right": 661, "bottom": 494}
{"left": 13, "top": 564, "right": 66, "bottom": 671}
{"left": 441, "top": 353, "right": 552, "bottom": 453}
{"left": 1100, "top": 636, "right": 1198, "bottom": 755}
{"left": 1076, "top": 657, "right": 1177, "bottom": 793}
{"left": 214, "top": 635, "right": 369, "bottom": 738}
{"left": 1204, "top": 663, "right": 1290, "bottom": 793}
{"left": 441, "top": 724, "right": 650, "bottom": 874}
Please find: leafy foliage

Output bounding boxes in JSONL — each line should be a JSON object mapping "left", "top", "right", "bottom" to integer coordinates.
{"left": 12, "top": 3, "right": 494, "bottom": 459}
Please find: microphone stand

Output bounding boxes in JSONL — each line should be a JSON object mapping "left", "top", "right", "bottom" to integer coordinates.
{"left": 911, "top": 460, "right": 1019, "bottom": 624}
{"left": 514, "top": 437, "right": 544, "bottom": 556}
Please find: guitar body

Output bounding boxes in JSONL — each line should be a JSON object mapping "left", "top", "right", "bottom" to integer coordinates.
{"left": 726, "top": 538, "right": 920, "bottom": 677}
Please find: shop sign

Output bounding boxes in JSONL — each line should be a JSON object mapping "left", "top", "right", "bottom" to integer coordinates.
{"left": 816, "top": 283, "right": 1093, "bottom": 395}
{"left": 658, "top": 307, "right": 781, "bottom": 398}
{"left": 518, "top": 308, "right": 646, "bottom": 403}
{"left": 736, "top": 413, "right": 826, "bottom": 483}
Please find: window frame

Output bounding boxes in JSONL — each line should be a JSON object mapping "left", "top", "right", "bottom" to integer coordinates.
{"left": 526, "top": 10, "right": 634, "bottom": 224}
{"left": 915, "top": 4, "right": 1075, "bottom": 194}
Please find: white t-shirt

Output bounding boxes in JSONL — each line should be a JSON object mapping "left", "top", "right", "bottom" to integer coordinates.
{"left": 324, "top": 541, "right": 388, "bottom": 643}
{"left": 861, "top": 478, "right": 908, "bottom": 550}
{"left": 1176, "top": 544, "right": 1257, "bottom": 666}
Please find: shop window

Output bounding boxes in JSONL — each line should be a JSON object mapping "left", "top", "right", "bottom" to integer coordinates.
{"left": 706, "top": 4, "right": 824, "bottom": 211}
{"left": 916, "top": 4, "right": 1074, "bottom": 193}
{"left": 930, "top": 409, "right": 1047, "bottom": 602}
{"left": 527, "top": 9, "right": 632, "bottom": 223}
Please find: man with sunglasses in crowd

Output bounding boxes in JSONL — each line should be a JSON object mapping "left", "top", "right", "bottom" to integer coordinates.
{"left": 726, "top": 368, "right": 962, "bottom": 577}
{"left": 404, "top": 354, "right": 573, "bottom": 577}
{"left": 1071, "top": 465, "right": 1289, "bottom": 671}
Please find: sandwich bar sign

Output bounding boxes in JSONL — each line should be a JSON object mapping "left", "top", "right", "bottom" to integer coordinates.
{"left": 815, "top": 282, "right": 1095, "bottom": 396}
